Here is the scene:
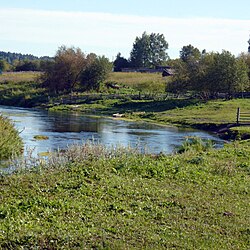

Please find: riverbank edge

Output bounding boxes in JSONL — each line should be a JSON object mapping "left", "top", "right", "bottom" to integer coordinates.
{"left": 1, "top": 100, "right": 248, "bottom": 141}
{"left": 44, "top": 104, "right": 249, "bottom": 141}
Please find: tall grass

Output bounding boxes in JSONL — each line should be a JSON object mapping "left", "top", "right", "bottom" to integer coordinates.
{"left": 0, "top": 140, "right": 250, "bottom": 249}
{"left": 0, "top": 115, "right": 23, "bottom": 160}
{"left": 107, "top": 72, "right": 167, "bottom": 94}
{"left": 0, "top": 72, "right": 40, "bottom": 83}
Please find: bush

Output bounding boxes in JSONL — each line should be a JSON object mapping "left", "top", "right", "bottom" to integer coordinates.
{"left": 176, "top": 136, "right": 214, "bottom": 154}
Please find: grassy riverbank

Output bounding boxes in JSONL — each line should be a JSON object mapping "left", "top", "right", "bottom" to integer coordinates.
{"left": 0, "top": 115, "right": 23, "bottom": 160}
{"left": 49, "top": 98, "right": 250, "bottom": 139}
{"left": 1, "top": 140, "right": 250, "bottom": 249}
{"left": 0, "top": 72, "right": 250, "bottom": 248}
{"left": 0, "top": 71, "right": 250, "bottom": 138}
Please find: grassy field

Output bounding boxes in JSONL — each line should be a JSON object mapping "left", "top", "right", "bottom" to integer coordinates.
{"left": 0, "top": 72, "right": 41, "bottom": 83}
{"left": 107, "top": 72, "right": 167, "bottom": 93}
{"left": 0, "top": 140, "right": 249, "bottom": 249}
{"left": 0, "top": 72, "right": 47, "bottom": 107}
{"left": 0, "top": 115, "right": 23, "bottom": 160}
{"left": 0, "top": 71, "right": 250, "bottom": 249}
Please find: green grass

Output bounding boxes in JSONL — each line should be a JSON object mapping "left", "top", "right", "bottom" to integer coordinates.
{"left": 0, "top": 79, "right": 47, "bottom": 107}
{"left": 0, "top": 140, "right": 250, "bottom": 249}
{"left": 0, "top": 115, "right": 23, "bottom": 160}
{"left": 107, "top": 72, "right": 167, "bottom": 93}
{"left": 158, "top": 99, "right": 250, "bottom": 125}
{"left": 0, "top": 72, "right": 41, "bottom": 83}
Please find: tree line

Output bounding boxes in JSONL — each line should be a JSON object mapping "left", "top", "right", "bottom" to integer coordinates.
{"left": 167, "top": 45, "right": 250, "bottom": 98}
{"left": 0, "top": 51, "right": 52, "bottom": 72}
{"left": 1, "top": 31, "right": 250, "bottom": 98}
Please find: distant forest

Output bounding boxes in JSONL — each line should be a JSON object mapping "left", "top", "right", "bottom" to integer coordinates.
{"left": 0, "top": 51, "right": 52, "bottom": 65}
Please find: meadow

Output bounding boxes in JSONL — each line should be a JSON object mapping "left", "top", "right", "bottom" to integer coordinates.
{"left": 0, "top": 71, "right": 250, "bottom": 249}
{"left": 0, "top": 139, "right": 250, "bottom": 249}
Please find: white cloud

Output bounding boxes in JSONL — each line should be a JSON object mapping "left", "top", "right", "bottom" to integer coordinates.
{"left": 0, "top": 8, "right": 249, "bottom": 58}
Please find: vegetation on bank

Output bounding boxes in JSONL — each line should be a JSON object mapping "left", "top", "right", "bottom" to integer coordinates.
{"left": 1, "top": 71, "right": 250, "bottom": 139}
{"left": 0, "top": 115, "right": 23, "bottom": 160}
{"left": 0, "top": 140, "right": 250, "bottom": 249}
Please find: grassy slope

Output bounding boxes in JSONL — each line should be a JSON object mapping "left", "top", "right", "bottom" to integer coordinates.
{"left": 0, "top": 115, "right": 23, "bottom": 160}
{"left": 0, "top": 141, "right": 250, "bottom": 249}
{"left": 0, "top": 72, "right": 47, "bottom": 107}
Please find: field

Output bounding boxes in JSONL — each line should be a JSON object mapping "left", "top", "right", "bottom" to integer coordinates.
{"left": 0, "top": 72, "right": 47, "bottom": 107}
{"left": 107, "top": 71, "right": 167, "bottom": 93}
{"left": 0, "top": 72, "right": 41, "bottom": 83}
{"left": 0, "top": 71, "right": 250, "bottom": 249}
{"left": 0, "top": 140, "right": 250, "bottom": 249}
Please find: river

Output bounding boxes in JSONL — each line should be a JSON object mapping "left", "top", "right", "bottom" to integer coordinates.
{"left": 0, "top": 105, "right": 224, "bottom": 156}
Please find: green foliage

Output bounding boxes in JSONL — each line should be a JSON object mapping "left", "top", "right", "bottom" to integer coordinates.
{"left": 41, "top": 46, "right": 89, "bottom": 93}
{"left": 0, "top": 141, "right": 250, "bottom": 248}
{"left": 167, "top": 50, "right": 250, "bottom": 98}
{"left": 180, "top": 44, "right": 202, "bottom": 63}
{"left": 0, "top": 115, "right": 23, "bottom": 160}
{"left": 80, "top": 55, "right": 112, "bottom": 91}
{"left": 0, "top": 78, "right": 47, "bottom": 107}
{"left": 0, "top": 60, "right": 4, "bottom": 72}
{"left": 176, "top": 136, "right": 214, "bottom": 153}
{"left": 130, "top": 31, "right": 169, "bottom": 68}
{"left": 113, "top": 52, "right": 129, "bottom": 72}
{"left": 0, "top": 51, "right": 51, "bottom": 65}
{"left": 238, "top": 52, "right": 250, "bottom": 86}
{"left": 14, "top": 60, "right": 41, "bottom": 72}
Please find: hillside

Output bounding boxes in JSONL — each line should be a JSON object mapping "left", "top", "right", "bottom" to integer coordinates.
{"left": 0, "top": 51, "right": 52, "bottom": 64}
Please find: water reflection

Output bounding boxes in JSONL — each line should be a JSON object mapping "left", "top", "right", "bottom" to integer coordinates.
{"left": 0, "top": 105, "right": 224, "bottom": 156}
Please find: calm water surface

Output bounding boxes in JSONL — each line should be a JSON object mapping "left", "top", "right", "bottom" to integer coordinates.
{"left": 0, "top": 105, "right": 224, "bottom": 155}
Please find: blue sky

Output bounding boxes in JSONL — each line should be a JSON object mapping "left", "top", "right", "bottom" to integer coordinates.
{"left": 0, "top": 0, "right": 250, "bottom": 59}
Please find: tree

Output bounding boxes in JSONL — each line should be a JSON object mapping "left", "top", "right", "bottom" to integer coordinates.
{"left": 167, "top": 50, "right": 249, "bottom": 98}
{"left": 130, "top": 32, "right": 169, "bottom": 68}
{"left": 205, "top": 51, "right": 249, "bottom": 96}
{"left": 0, "top": 60, "right": 4, "bottom": 73}
{"left": 149, "top": 33, "right": 169, "bottom": 66}
{"left": 42, "top": 46, "right": 88, "bottom": 93}
{"left": 113, "top": 53, "right": 129, "bottom": 72}
{"left": 15, "top": 60, "right": 40, "bottom": 71}
{"left": 80, "top": 55, "right": 112, "bottom": 91}
{"left": 180, "top": 44, "right": 201, "bottom": 63}
{"left": 238, "top": 52, "right": 250, "bottom": 79}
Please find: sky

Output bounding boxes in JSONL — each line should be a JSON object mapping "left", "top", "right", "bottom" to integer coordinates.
{"left": 0, "top": 0, "right": 250, "bottom": 60}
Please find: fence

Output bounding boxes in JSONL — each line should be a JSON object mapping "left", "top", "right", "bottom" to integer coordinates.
{"left": 236, "top": 108, "right": 250, "bottom": 124}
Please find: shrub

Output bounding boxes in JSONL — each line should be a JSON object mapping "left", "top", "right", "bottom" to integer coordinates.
{"left": 176, "top": 136, "right": 214, "bottom": 154}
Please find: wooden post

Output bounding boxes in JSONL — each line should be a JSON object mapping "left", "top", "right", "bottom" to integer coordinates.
{"left": 236, "top": 107, "right": 240, "bottom": 124}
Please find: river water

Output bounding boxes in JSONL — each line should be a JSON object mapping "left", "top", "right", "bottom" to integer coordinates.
{"left": 0, "top": 105, "right": 224, "bottom": 156}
